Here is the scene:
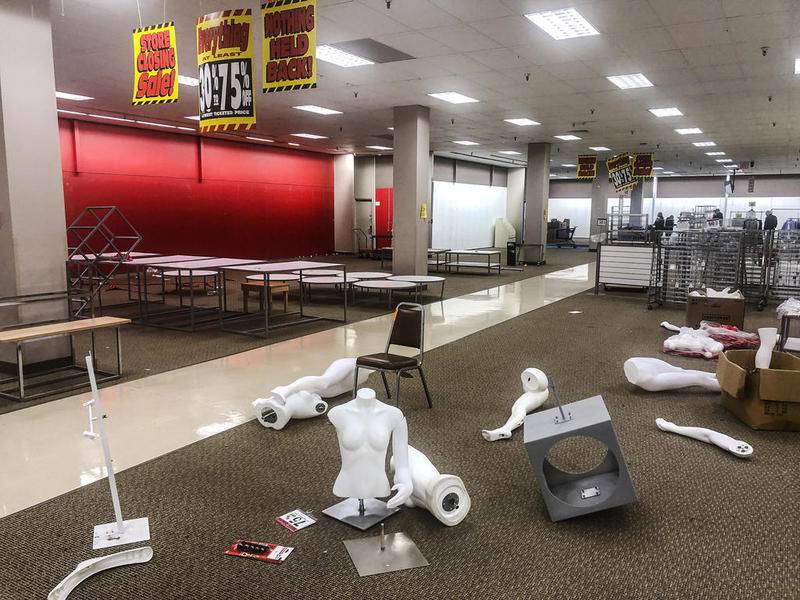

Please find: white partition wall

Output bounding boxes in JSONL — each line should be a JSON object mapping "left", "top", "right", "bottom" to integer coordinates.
{"left": 548, "top": 198, "right": 592, "bottom": 238}
{"left": 432, "top": 181, "right": 507, "bottom": 249}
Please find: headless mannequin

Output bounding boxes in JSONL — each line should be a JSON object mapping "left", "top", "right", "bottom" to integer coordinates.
{"left": 624, "top": 358, "right": 720, "bottom": 392}
{"left": 482, "top": 368, "right": 549, "bottom": 442}
{"left": 253, "top": 358, "right": 370, "bottom": 430}
{"left": 755, "top": 328, "right": 777, "bottom": 369}
{"left": 656, "top": 418, "right": 753, "bottom": 458}
{"left": 328, "top": 388, "right": 412, "bottom": 509}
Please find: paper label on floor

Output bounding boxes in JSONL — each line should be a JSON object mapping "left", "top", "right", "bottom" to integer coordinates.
{"left": 276, "top": 509, "right": 317, "bottom": 532}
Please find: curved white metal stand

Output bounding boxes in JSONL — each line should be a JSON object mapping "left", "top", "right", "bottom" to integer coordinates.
{"left": 755, "top": 327, "right": 778, "bottom": 369}
{"left": 391, "top": 446, "right": 470, "bottom": 526}
{"left": 253, "top": 358, "right": 371, "bottom": 430}
{"left": 655, "top": 418, "right": 753, "bottom": 458}
{"left": 48, "top": 546, "right": 153, "bottom": 600}
{"left": 482, "top": 368, "right": 549, "bottom": 441}
{"left": 624, "top": 358, "right": 720, "bottom": 392}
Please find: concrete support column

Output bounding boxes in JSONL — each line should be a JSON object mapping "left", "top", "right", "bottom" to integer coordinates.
{"left": 589, "top": 159, "right": 610, "bottom": 250}
{"left": 0, "top": 1, "right": 68, "bottom": 363}
{"left": 521, "top": 143, "right": 550, "bottom": 265}
{"left": 333, "top": 154, "right": 355, "bottom": 253}
{"left": 392, "top": 105, "right": 430, "bottom": 275}
{"left": 629, "top": 181, "right": 643, "bottom": 215}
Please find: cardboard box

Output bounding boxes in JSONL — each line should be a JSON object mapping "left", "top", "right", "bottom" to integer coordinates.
{"left": 717, "top": 350, "right": 800, "bottom": 431}
{"left": 686, "top": 292, "right": 745, "bottom": 329}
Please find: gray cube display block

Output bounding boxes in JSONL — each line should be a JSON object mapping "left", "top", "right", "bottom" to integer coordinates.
{"left": 523, "top": 395, "right": 637, "bottom": 522}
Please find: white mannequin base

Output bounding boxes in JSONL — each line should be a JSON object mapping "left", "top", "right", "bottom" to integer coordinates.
{"left": 92, "top": 517, "right": 151, "bottom": 550}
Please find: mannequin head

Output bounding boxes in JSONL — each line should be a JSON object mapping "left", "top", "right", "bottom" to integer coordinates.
{"left": 521, "top": 368, "right": 548, "bottom": 393}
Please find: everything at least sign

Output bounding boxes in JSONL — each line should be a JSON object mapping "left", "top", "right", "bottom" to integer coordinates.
{"left": 132, "top": 22, "right": 178, "bottom": 105}
{"left": 607, "top": 154, "right": 637, "bottom": 192}
{"left": 262, "top": 0, "right": 318, "bottom": 93}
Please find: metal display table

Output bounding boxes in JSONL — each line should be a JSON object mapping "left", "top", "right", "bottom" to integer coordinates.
{"left": 388, "top": 275, "right": 445, "bottom": 301}
{"left": 348, "top": 272, "right": 392, "bottom": 280}
{"left": 223, "top": 261, "right": 348, "bottom": 338}
{"left": 379, "top": 247, "right": 451, "bottom": 272}
{"left": 354, "top": 279, "right": 416, "bottom": 306}
{"left": 445, "top": 250, "right": 502, "bottom": 275}
{"left": 293, "top": 269, "right": 342, "bottom": 276}
{"left": 303, "top": 275, "right": 361, "bottom": 302}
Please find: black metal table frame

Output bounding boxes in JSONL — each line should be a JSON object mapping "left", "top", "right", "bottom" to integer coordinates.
{"left": 445, "top": 250, "right": 502, "bottom": 275}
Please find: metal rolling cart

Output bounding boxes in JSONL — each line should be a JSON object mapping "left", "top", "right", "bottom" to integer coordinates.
{"left": 765, "top": 230, "right": 800, "bottom": 305}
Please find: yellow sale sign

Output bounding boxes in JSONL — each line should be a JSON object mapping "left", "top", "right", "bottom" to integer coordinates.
{"left": 132, "top": 22, "right": 178, "bottom": 105}
{"left": 262, "top": 0, "right": 317, "bottom": 93}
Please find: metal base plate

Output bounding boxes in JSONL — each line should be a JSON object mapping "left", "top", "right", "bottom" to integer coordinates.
{"left": 92, "top": 517, "right": 151, "bottom": 550}
{"left": 322, "top": 498, "right": 398, "bottom": 531}
{"left": 343, "top": 532, "right": 428, "bottom": 577}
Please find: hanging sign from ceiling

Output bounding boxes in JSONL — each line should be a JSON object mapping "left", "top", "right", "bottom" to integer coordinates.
{"left": 196, "top": 9, "right": 256, "bottom": 132}
{"left": 632, "top": 153, "right": 654, "bottom": 178}
{"left": 132, "top": 22, "right": 178, "bottom": 105}
{"left": 576, "top": 155, "right": 597, "bottom": 179}
{"left": 607, "top": 154, "right": 637, "bottom": 193}
{"left": 261, "top": 0, "right": 318, "bottom": 93}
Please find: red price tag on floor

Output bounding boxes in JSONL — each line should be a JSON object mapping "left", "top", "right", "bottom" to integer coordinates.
{"left": 276, "top": 509, "right": 317, "bottom": 532}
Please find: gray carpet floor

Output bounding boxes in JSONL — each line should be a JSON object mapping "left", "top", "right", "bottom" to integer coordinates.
{"left": 0, "top": 292, "right": 796, "bottom": 599}
{"left": 0, "top": 248, "right": 594, "bottom": 414}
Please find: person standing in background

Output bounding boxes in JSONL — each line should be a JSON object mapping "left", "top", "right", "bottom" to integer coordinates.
{"left": 764, "top": 210, "right": 778, "bottom": 231}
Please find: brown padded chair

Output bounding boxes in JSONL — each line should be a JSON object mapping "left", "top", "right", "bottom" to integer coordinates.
{"left": 353, "top": 302, "right": 432, "bottom": 408}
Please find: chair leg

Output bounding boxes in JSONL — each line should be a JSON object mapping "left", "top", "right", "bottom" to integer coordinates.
{"left": 395, "top": 371, "right": 401, "bottom": 408}
{"left": 380, "top": 372, "right": 391, "bottom": 399}
{"left": 352, "top": 366, "right": 360, "bottom": 394}
{"left": 418, "top": 366, "right": 432, "bottom": 408}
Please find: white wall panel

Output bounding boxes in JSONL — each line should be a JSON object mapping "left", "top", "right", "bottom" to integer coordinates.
{"left": 432, "top": 181, "right": 507, "bottom": 249}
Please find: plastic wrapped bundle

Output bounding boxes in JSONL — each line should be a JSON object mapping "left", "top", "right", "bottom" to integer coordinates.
{"left": 663, "top": 328, "right": 724, "bottom": 359}
{"left": 698, "top": 321, "right": 760, "bottom": 349}
{"left": 777, "top": 297, "right": 800, "bottom": 319}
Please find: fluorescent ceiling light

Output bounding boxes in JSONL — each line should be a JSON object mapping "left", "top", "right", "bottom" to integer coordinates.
{"left": 607, "top": 73, "right": 653, "bottom": 89}
{"left": 504, "top": 118, "right": 540, "bottom": 126}
{"left": 89, "top": 114, "right": 131, "bottom": 122}
{"left": 653, "top": 167, "right": 664, "bottom": 170}
{"left": 725, "top": 164, "right": 739, "bottom": 168}
{"left": 716, "top": 158, "right": 733, "bottom": 163}
{"left": 562, "top": 163, "right": 576, "bottom": 167}
{"left": 706, "top": 151, "right": 725, "bottom": 156}
{"left": 428, "top": 92, "right": 479, "bottom": 104}
{"left": 177, "top": 126, "right": 195, "bottom": 131}
{"left": 291, "top": 133, "right": 327, "bottom": 139}
{"left": 185, "top": 116, "right": 200, "bottom": 121}
{"left": 247, "top": 136, "right": 274, "bottom": 142}
{"left": 56, "top": 91, "right": 93, "bottom": 101}
{"left": 662, "top": 171, "right": 675, "bottom": 174}
{"left": 554, "top": 134, "right": 581, "bottom": 141}
{"left": 589, "top": 146, "right": 611, "bottom": 151}
{"left": 136, "top": 120, "right": 176, "bottom": 128}
{"left": 649, "top": 107, "right": 683, "bottom": 117}
{"left": 524, "top": 8, "right": 599, "bottom": 40}
{"left": 387, "top": 127, "right": 394, "bottom": 131}
{"left": 675, "top": 127, "right": 702, "bottom": 135}
{"left": 452, "top": 140, "right": 479, "bottom": 146}
{"left": 693, "top": 141, "right": 716, "bottom": 147}
{"left": 288, "top": 142, "right": 301, "bottom": 147}
{"left": 316, "top": 45, "right": 373, "bottom": 68}
{"left": 293, "top": 105, "right": 342, "bottom": 115}
{"left": 178, "top": 75, "right": 199, "bottom": 87}
{"left": 795, "top": 58, "right": 800, "bottom": 75}
{"left": 366, "top": 145, "right": 393, "bottom": 151}
{"left": 498, "top": 150, "right": 522, "bottom": 155}
{"left": 57, "top": 109, "right": 86, "bottom": 116}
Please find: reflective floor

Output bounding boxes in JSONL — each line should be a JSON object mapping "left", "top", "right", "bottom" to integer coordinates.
{"left": 0, "top": 264, "right": 593, "bottom": 517}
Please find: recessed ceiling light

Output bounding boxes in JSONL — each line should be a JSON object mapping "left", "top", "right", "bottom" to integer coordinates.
{"left": 185, "top": 116, "right": 200, "bottom": 121}
{"left": 693, "top": 141, "right": 716, "bottom": 147}
{"left": 562, "top": 163, "right": 576, "bottom": 167}
{"left": 366, "top": 145, "right": 393, "bottom": 151}
{"left": 428, "top": 92, "right": 479, "bottom": 104}
{"left": 555, "top": 134, "right": 581, "bottom": 141}
{"left": 288, "top": 142, "right": 301, "bottom": 147}
{"left": 453, "top": 140, "right": 479, "bottom": 146}
{"left": 716, "top": 158, "right": 732, "bottom": 163}
{"left": 177, "top": 126, "right": 195, "bottom": 131}
{"left": 293, "top": 105, "right": 342, "bottom": 115}
{"left": 136, "top": 120, "right": 176, "bottom": 128}
{"left": 607, "top": 73, "right": 653, "bottom": 89}
{"left": 589, "top": 146, "right": 611, "bottom": 151}
{"left": 316, "top": 45, "right": 374, "bottom": 68}
{"left": 648, "top": 107, "right": 682, "bottom": 117}
{"left": 57, "top": 109, "right": 86, "bottom": 116}
{"left": 56, "top": 91, "right": 93, "bottom": 101}
{"left": 387, "top": 127, "right": 394, "bottom": 131}
{"left": 653, "top": 167, "right": 664, "bottom": 170}
{"left": 675, "top": 127, "right": 702, "bottom": 135}
{"left": 89, "top": 114, "right": 132, "bottom": 122}
{"left": 662, "top": 171, "right": 675, "bottom": 174}
{"left": 498, "top": 150, "right": 522, "bottom": 155}
{"left": 247, "top": 136, "right": 274, "bottom": 143}
{"left": 725, "top": 164, "right": 739, "bottom": 168}
{"left": 504, "top": 118, "right": 540, "bottom": 126}
{"left": 524, "top": 8, "right": 599, "bottom": 40}
{"left": 706, "top": 151, "right": 725, "bottom": 156}
{"left": 178, "top": 75, "right": 199, "bottom": 87}
{"left": 291, "top": 133, "right": 328, "bottom": 139}
{"left": 795, "top": 58, "right": 800, "bottom": 75}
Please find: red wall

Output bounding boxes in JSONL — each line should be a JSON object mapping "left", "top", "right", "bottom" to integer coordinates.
{"left": 59, "top": 119, "right": 334, "bottom": 260}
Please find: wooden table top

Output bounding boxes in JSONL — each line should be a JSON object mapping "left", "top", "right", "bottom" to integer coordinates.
{"left": 0, "top": 317, "right": 131, "bottom": 343}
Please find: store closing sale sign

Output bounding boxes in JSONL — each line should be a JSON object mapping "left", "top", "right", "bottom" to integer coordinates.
{"left": 132, "top": 22, "right": 178, "bottom": 105}
{"left": 262, "top": 0, "right": 317, "bottom": 93}
{"left": 632, "top": 153, "right": 654, "bottom": 178}
{"left": 607, "top": 154, "right": 636, "bottom": 192}
{"left": 196, "top": 9, "right": 256, "bottom": 132}
{"left": 576, "top": 155, "right": 597, "bottom": 179}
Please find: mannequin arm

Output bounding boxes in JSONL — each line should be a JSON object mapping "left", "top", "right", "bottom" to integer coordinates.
{"left": 755, "top": 328, "right": 777, "bottom": 369}
{"left": 387, "top": 418, "right": 412, "bottom": 509}
{"left": 656, "top": 418, "right": 752, "bottom": 458}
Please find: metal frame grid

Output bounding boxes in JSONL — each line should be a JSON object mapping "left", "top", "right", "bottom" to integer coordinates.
{"left": 766, "top": 230, "right": 800, "bottom": 303}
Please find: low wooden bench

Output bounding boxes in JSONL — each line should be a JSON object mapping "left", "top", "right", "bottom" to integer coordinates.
{"left": 241, "top": 281, "right": 290, "bottom": 314}
{"left": 0, "top": 316, "right": 130, "bottom": 401}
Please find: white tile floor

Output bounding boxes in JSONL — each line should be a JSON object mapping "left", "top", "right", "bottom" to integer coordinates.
{"left": 0, "top": 263, "right": 594, "bottom": 517}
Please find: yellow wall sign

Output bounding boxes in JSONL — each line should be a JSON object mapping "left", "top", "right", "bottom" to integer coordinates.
{"left": 419, "top": 203, "right": 428, "bottom": 220}
{"left": 132, "top": 22, "right": 178, "bottom": 105}
{"left": 196, "top": 9, "right": 256, "bottom": 132}
{"left": 261, "top": 0, "right": 317, "bottom": 93}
